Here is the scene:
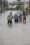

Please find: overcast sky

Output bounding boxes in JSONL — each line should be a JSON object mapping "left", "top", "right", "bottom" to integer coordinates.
{"left": 8, "top": 0, "right": 29, "bottom": 2}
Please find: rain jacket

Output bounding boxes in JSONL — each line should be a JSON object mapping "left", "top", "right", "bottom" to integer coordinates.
{"left": 14, "top": 14, "right": 18, "bottom": 20}
{"left": 19, "top": 15, "right": 22, "bottom": 19}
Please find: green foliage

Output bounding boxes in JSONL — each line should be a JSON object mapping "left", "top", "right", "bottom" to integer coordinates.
{"left": 16, "top": 5, "right": 21, "bottom": 10}
{"left": 26, "top": 7, "right": 28, "bottom": 12}
{"left": 26, "top": 7, "right": 28, "bottom": 14}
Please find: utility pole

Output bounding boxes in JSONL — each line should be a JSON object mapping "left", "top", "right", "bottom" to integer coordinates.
{"left": 4, "top": 0, "right": 5, "bottom": 9}
{"left": 2, "top": 0, "right": 3, "bottom": 9}
{"left": 29, "top": 0, "right": 30, "bottom": 14}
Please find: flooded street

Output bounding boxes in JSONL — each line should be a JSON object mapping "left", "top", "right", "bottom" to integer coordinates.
{"left": 0, "top": 11, "right": 30, "bottom": 45}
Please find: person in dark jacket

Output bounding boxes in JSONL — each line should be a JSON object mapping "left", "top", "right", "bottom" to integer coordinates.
{"left": 23, "top": 11, "right": 26, "bottom": 23}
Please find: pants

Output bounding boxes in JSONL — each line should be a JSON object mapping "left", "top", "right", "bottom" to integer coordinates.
{"left": 20, "top": 19, "right": 22, "bottom": 21}
{"left": 8, "top": 21, "right": 12, "bottom": 24}
{"left": 23, "top": 17, "right": 26, "bottom": 23}
{"left": 23, "top": 17, "right": 26, "bottom": 20}
{"left": 15, "top": 19, "right": 18, "bottom": 22}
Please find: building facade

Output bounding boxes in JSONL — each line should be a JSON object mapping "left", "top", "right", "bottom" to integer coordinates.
{"left": 8, "top": 0, "right": 23, "bottom": 10}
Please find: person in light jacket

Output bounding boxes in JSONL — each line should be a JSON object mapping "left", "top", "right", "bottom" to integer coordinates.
{"left": 7, "top": 12, "right": 13, "bottom": 24}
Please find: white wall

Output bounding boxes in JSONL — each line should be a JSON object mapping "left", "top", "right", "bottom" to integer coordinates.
{"left": 8, "top": 4, "right": 17, "bottom": 8}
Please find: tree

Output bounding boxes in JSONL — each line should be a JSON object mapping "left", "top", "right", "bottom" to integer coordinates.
{"left": 16, "top": 5, "right": 21, "bottom": 10}
{"left": 3, "top": 0, "right": 8, "bottom": 8}
{"left": 26, "top": 7, "right": 28, "bottom": 15}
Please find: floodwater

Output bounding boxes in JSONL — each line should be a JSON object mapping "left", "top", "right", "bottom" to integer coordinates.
{"left": 0, "top": 11, "right": 30, "bottom": 45}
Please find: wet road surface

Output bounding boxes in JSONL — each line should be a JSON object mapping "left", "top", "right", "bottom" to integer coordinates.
{"left": 0, "top": 11, "right": 30, "bottom": 45}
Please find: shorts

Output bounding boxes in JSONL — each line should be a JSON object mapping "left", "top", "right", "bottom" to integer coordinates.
{"left": 8, "top": 21, "right": 12, "bottom": 24}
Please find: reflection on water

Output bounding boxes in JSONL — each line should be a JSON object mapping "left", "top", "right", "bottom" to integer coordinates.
{"left": 0, "top": 11, "right": 18, "bottom": 28}
{"left": 7, "top": 24, "right": 12, "bottom": 28}
{"left": 0, "top": 11, "right": 28, "bottom": 28}
{"left": 0, "top": 11, "right": 30, "bottom": 45}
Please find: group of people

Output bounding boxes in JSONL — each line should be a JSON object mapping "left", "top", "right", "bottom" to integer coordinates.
{"left": 7, "top": 11, "right": 26, "bottom": 24}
